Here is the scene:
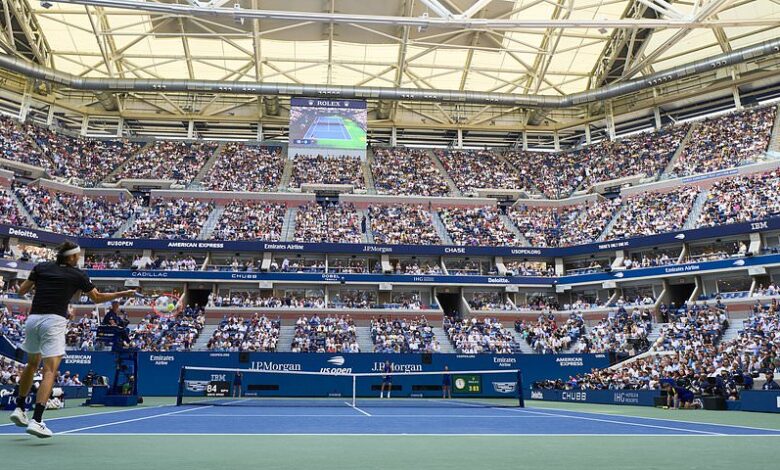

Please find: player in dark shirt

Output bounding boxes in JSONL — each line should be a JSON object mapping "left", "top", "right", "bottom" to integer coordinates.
{"left": 233, "top": 372, "right": 243, "bottom": 398}
{"left": 9, "top": 241, "right": 137, "bottom": 438}
{"left": 380, "top": 360, "right": 393, "bottom": 399}
{"left": 442, "top": 365, "right": 452, "bottom": 399}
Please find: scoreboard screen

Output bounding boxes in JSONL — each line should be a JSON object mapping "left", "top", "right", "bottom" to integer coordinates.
{"left": 206, "top": 381, "right": 229, "bottom": 397}
{"left": 453, "top": 375, "right": 482, "bottom": 394}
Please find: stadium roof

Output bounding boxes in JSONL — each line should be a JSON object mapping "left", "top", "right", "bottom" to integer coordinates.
{"left": 1, "top": 0, "right": 780, "bottom": 145}
{"left": 13, "top": 0, "right": 780, "bottom": 94}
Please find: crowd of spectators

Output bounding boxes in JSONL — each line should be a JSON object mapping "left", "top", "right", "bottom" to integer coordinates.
{"left": 671, "top": 107, "right": 776, "bottom": 177}
{"left": 124, "top": 199, "right": 214, "bottom": 239}
{"left": 112, "top": 141, "right": 218, "bottom": 184}
{"left": 436, "top": 150, "right": 525, "bottom": 193}
{"left": 0, "top": 115, "right": 52, "bottom": 170}
{"left": 606, "top": 186, "right": 700, "bottom": 240}
{"left": 697, "top": 171, "right": 780, "bottom": 227}
{"left": 508, "top": 198, "right": 620, "bottom": 247}
{"left": 369, "top": 204, "right": 441, "bottom": 245}
{"left": 293, "top": 202, "right": 363, "bottom": 243}
{"left": 515, "top": 314, "right": 585, "bottom": 354}
{"left": 467, "top": 292, "right": 514, "bottom": 311}
{"left": 0, "top": 305, "right": 25, "bottom": 344}
{"left": 328, "top": 290, "right": 376, "bottom": 309}
{"left": 754, "top": 283, "right": 780, "bottom": 297}
{"left": 211, "top": 201, "right": 286, "bottom": 241}
{"left": 504, "top": 261, "right": 556, "bottom": 277}
{"left": 208, "top": 292, "right": 326, "bottom": 309}
{"left": 206, "top": 314, "right": 280, "bottom": 352}
{"left": 65, "top": 313, "right": 100, "bottom": 351}
{"left": 202, "top": 144, "right": 284, "bottom": 192}
{"left": 371, "top": 147, "right": 451, "bottom": 196}
{"left": 83, "top": 253, "right": 130, "bottom": 270}
{"left": 505, "top": 126, "right": 689, "bottom": 199}
{"left": 14, "top": 185, "right": 138, "bottom": 238}
{"left": 126, "top": 306, "right": 205, "bottom": 351}
{"left": 289, "top": 155, "right": 365, "bottom": 189}
{"left": 542, "top": 303, "right": 733, "bottom": 391}
{"left": 0, "top": 187, "right": 25, "bottom": 226}
{"left": 291, "top": 315, "right": 360, "bottom": 353}
{"left": 439, "top": 206, "right": 518, "bottom": 246}
{"left": 391, "top": 260, "right": 442, "bottom": 275}
{"left": 370, "top": 316, "right": 438, "bottom": 353}
{"left": 33, "top": 129, "right": 143, "bottom": 185}
{"left": 443, "top": 316, "right": 519, "bottom": 354}
{"left": 571, "top": 308, "right": 652, "bottom": 356}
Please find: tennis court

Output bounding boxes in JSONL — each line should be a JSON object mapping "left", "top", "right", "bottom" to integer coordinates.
{"left": 2, "top": 398, "right": 779, "bottom": 469}
{"left": 304, "top": 115, "right": 352, "bottom": 140}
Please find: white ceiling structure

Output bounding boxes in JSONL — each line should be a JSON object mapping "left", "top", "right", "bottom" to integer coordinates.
{"left": 1, "top": 0, "right": 780, "bottom": 145}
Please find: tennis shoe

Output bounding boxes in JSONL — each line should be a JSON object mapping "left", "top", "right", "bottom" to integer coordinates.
{"left": 9, "top": 408, "right": 28, "bottom": 427}
{"left": 26, "top": 420, "right": 53, "bottom": 438}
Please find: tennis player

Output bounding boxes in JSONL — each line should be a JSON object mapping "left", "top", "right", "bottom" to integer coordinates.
{"left": 660, "top": 380, "right": 696, "bottom": 410}
{"left": 9, "top": 241, "right": 138, "bottom": 438}
{"left": 442, "top": 365, "right": 452, "bottom": 399}
{"left": 233, "top": 371, "right": 243, "bottom": 398}
{"left": 380, "top": 360, "right": 393, "bottom": 399}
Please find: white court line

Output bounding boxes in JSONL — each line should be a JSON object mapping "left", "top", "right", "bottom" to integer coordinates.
{"left": 167, "top": 414, "right": 569, "bottom": 418}
{"left": 0, "top": 404, "right": 172, "bottom": 428}
{"left": 24, "top": 433, "right": 780, "bottom": 437}
{"left": 344, "top": 402, "right": 371, "bottom": 417}
{"left": 58, "top": 406, "right": 212, "bottom": 435}
{"left": 528, "top": 405, "right": 780, "bottom": 434}
{"left": 500, "top": 408, "right": 725, "bottom": 436}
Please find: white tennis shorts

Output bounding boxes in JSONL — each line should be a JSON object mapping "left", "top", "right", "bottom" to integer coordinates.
{"left": 21, "top": 314, "right": 68, "bottom": 358}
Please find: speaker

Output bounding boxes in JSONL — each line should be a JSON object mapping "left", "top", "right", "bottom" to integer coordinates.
{"left": 239, "top": 352, "right": 250, "bottom": 363}
{"left": 421, "top": 353, "right": 432, "bottom": 365}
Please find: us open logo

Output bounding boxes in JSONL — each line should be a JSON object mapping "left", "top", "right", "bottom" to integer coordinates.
{"left": 327, "top": 356, "right": 346, "bottom": 366}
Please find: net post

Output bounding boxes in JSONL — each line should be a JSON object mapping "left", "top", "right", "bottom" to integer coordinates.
{"left": 517, "top": 369, "right": 525, "bottom": 408}
{"left": 352, "top": 374, "right": 356, "bottom": 407}
{"left": 176, "top": 366, "right": 186, "bottom": 406}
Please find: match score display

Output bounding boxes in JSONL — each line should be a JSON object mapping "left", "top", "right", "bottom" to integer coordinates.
{"left": 453, "top": 375, "right": 482, "bottom": 394}
{"left": 206, "top": 381, "right": 229, "bottom": 397}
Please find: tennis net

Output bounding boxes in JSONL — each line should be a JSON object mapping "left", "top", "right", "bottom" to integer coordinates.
{"left": 176, "top": 366, "right": 524, "bottom": 408}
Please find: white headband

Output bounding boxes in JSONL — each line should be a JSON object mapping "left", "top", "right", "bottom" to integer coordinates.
{"left": 62, "top": 247, "right": 81, "bottom": 256}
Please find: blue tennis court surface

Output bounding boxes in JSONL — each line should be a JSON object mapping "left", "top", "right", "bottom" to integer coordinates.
{"left": 3, "top": 401, "right": 780, "bottom": 436}
{"left": 304, "top": 116, "right": 351, "bottom": 140}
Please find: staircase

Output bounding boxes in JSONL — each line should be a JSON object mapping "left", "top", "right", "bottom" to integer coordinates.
{"left": 192, "top": 324, "right": 218, "bottom": 351}
{"left": 102, "top": 140, "right": 154, "bottom": 184}
{"left": 276, "top": 325, "right": 296, "bottom": 352}
{"left": 355, "top": 326, "right": 375, "bottom": 353}
{"left": 508, "top": 330, "right": 535, "bottom": 354}
{"left": 279, "top": 157, "right": 294, "bottom": 190}
{"left": 8, "top": 189, "right": 38, "bottom": 228}
{"left": 362, "top": 150, "right": 376, "bottom": 194}
{"left": 427, "top": 149, "right": 462, "bottom": 196}
{"left": 499, "top": 213, "right": 529, "bottom": 246}
{"left": 683, "top": 188, "right": 710, "bottom": 229}
{"left": 280, "top": 207, "right": 298, "bottom": 241}
{"left": 768, "top": 104, "right": 780, "bottom": 153}
{"left": 719, "top": 320, "right": 742, "bottom": 344}
{"left": 112, "top": 214, "right": 136, "bottom": 238}
{"left": 430, "top": 327, "right": 456, "bottom": 353}
{"left": 197, "top": 206, "right": 225, "bottom": 239}
{"left": 646, "top": 322, "right": 667, "bottom": 349}
{"left": 192, "top": 142, "right": 225, "bottom": 185}
{"left": 661, "top": 122, "right": 698, "bottom": 178}
{"left": 596, "top": 205, "right": 625, "bottom": 242}
{"left": 431, "top": 211, "right": 454, "bottom": 244}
